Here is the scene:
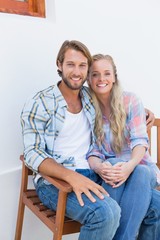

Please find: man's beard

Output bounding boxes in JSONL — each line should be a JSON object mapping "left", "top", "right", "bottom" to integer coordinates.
{"left": 62, "top": 73, "right": 87, "bottom": 90}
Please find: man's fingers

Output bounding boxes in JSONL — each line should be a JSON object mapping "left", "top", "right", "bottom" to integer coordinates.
{"left": 146, "top": 121, "right": 153, "bottom": 131}
{"left": 94, "top": 185, "right": 109, "bottom": 197}
{"left": 75, "top": 181, "right": 109, "bottom": 206}
{"left": 76, "top": 192, "right": 84, "bottom": 206}
{"left": 83, "top": 190, "right": 97, "bottom": 203}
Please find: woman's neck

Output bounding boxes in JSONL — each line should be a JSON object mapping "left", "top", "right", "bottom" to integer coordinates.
{"left": 97, "top": 94, "right": 110, "bottom": 119}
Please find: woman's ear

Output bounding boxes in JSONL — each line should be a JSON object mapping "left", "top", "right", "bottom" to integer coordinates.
{"left": 112, "top": 76, "right": 116, "bottom": 83}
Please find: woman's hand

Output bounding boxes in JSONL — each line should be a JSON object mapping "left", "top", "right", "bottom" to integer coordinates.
{"left": 110, "top": 161, "right": 135, "bottom": 188}
{"left": 98, "top": 162, "right": 122, "bottom": 186}
{"left": 93, "top": 161, "right": 116, "bottom": 186}
{"left": 88, "top": 156, "right": 117, "bottom": 186}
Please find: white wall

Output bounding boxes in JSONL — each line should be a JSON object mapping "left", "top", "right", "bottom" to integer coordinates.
{"left": 0, "top": 0, "right": 160, "bottom": 239}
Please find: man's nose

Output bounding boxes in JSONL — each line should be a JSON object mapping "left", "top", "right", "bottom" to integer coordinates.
{"left": 72, "top": 66, "right": 81, "bottom": 75}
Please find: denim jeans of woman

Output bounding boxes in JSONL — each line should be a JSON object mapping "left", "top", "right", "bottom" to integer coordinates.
{"left": 35, "top": 169, "right": 121, "bottom": 240}
{"left": 102, "top": 158, "right": 157, "bottom": 240}
{"left": 138, "top": 188, "right": 160, "bottom": 240}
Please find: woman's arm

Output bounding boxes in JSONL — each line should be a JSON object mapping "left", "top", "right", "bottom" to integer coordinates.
{"left": 111, "top": 94, "right": 149, "bottom": 187}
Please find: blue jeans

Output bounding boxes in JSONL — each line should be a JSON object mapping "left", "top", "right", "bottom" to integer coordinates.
{"left": 35, "top": 169, "right": 121, "bottom": 240}
{"left": 138, "top": 189, "right": 160, "bottom": 240}
{"left": 102, "top": 158, "right": 156, "bottom": 240}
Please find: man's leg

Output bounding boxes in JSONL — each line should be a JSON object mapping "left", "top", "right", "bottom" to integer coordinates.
{"left": 138, "top": 189, "right": 160, "bottom": 240}
{"left": 35, "top": 172, "right": 121, "bottom": 240}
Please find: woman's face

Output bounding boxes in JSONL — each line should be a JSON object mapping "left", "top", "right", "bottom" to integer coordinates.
{"left": 89, "top": 59, "right": 115, "bottom": 96}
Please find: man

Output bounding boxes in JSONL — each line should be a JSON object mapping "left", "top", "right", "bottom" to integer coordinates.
{"left": 21, "top": 40, "right": 159, "bottom": 240}
{"left": 21, "top": 40, "right": 120, "bottom": 240}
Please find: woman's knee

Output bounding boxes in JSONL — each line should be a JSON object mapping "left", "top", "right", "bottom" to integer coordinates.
{"left": 133, "top": 164, "right": 151, "bottom": 179}
{"left": 130, "top": 164, "right": 157, "bottom": 190}
{"left": 107, "top": 158, "right": 125, "bottom": 166}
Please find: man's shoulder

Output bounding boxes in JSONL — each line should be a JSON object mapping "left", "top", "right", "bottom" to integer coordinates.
{"left": 32, "top": 85, "right": 57, "bottom": 100}
{"left": 81, "top": 86, "right": 92, "bottom": 98}
{"left": 23, "top": 84, "right": 62, "bottom": 113}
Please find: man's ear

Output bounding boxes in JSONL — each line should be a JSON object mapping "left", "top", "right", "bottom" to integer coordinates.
{"left": 57, "top": 60, "right": 62, "bottom": 71}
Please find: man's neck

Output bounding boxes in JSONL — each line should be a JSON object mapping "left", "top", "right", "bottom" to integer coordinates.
{"left": 58, "top": 81, "right": 82, "bottom": 113}
{"left": 58, "top": 81, "right": 80, "bottom": 99}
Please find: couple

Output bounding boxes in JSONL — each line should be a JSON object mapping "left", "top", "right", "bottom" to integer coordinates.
{"left": 21, "top": 40, "right": 160, "bottom": 240}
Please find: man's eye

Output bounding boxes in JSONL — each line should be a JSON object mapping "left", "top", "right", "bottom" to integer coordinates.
{"left": 80, "top": 65, "right": 87, "bottom": 68}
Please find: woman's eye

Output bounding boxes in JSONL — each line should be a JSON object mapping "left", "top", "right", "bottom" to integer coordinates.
{"left": 92, "top": 73, "right": 98, "bottom": 77}
{"left": 105, "top": 72, "right": 110, "bottom": 76}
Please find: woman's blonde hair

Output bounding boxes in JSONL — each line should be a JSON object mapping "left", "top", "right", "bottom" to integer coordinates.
{"left": 90, "top": 54, "right": 126, "bottom": 153}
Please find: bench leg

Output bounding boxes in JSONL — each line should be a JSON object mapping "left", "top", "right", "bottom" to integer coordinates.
{"left": 15, "top": 195, "right": 25, "bottom": 240}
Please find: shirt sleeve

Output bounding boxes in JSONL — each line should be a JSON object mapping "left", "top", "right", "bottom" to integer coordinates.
{"left": 86, "top": 137, "right": 115, "bottom": 160}
{"left": 86, "top": 142, "right": 106, "bottom": 160}
{"left": 125, "top": 93, "right": 149, "bottom": 150}
{"left": 21, "top": 97, "right": 52, "bottom": 172}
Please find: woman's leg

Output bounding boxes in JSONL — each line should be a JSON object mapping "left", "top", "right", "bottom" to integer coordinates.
{"left": 102, "top": 158, "right": 126, "bottom": 204}
{"left": 138, "top": 189, "right": 160, "bottom": 240}
{"left": 35, "top": 170, "right": 121, "bottom": 240}
{"left": 113, "top": 165, "right": 152, "bottom": 240}
{"left": 103, "top": 164, "right": 153, "bottom": 240}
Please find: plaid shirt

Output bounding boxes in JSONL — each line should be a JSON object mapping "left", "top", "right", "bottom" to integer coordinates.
{"left": 87, "top": 91, "right": 160, "bottom": 184}
{"left": 21, "top": 83, "right": 96, "bottom": 173}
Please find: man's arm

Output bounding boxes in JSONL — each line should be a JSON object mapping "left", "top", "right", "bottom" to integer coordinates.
{"left": 21, "top": 97, "right": 108, "bottom": 206}
{"left": 38, "top": 157, "right": 108, "bottom": 206}
{"left": 145, "top": 108, "right": 155, "bottom": 131}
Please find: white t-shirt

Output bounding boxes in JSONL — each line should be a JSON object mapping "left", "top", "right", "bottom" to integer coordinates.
{"left": 54, "top": 109, "right": 91, "bottom": 169}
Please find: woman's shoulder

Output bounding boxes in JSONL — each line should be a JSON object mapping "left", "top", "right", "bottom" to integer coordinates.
{"left": 123, "top": 91, "right": 141, "bottom": 103}
{"left": 122, "top": 91, "right": 143, "bottom": 114}
{"left": 123, "top": 91, "right": 138, "bottom": 98}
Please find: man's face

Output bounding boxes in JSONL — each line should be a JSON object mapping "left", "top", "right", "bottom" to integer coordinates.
{"left": 58, "top": 49, "right": 89, "bottom": 90}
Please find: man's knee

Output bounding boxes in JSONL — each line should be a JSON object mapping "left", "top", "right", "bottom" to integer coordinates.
{"left": 93, "top": 196, "right": 121, "bottom": 228}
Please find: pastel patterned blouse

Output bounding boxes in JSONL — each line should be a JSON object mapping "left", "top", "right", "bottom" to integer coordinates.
{"left": 87, "top": 91, "right": 160, "bottom": 184}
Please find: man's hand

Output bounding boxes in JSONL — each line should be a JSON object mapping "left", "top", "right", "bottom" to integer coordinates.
{"left": 65, "top": 171, "right": 109, "bottom": 206}
{"left": 145, "top": 108, "right": 155, "bottom": 131}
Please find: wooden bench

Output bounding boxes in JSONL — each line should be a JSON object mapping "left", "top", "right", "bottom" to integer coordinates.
{"left": 14, "top": 155, "right": 81, "bottom": 240}
{"left": 15, "top": 118, "right": 160, "bottom": 240}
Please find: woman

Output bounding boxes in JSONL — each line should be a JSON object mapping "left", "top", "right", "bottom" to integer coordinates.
{"left": 87, "top": 54, "right": 160, "bottom": 240}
